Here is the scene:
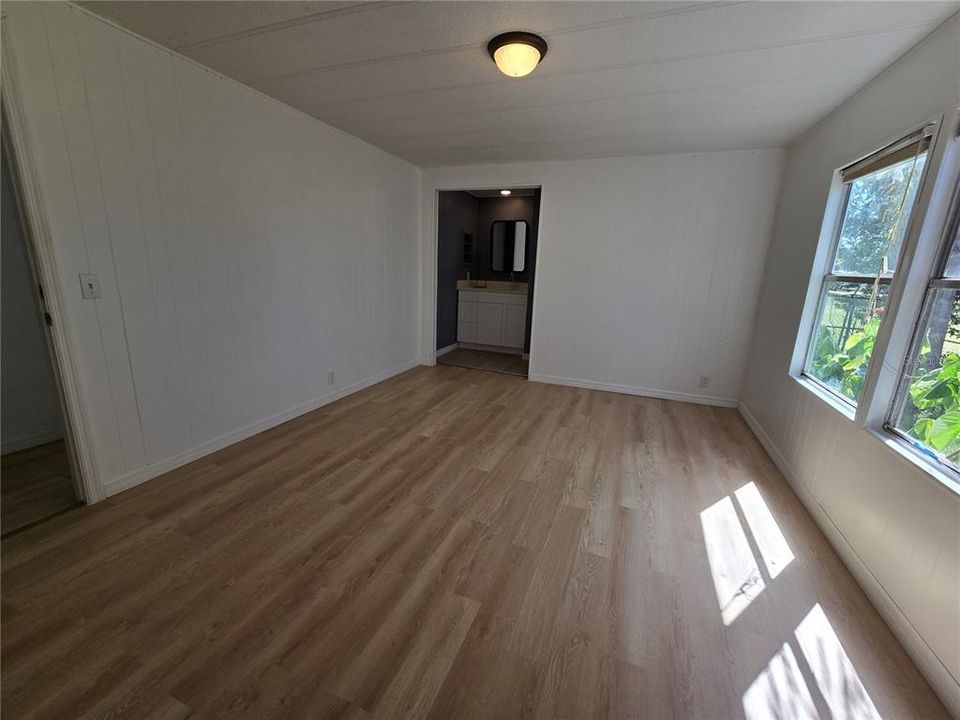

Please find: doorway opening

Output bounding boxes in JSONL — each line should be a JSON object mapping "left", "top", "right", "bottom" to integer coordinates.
{"left": 1, "top": 123, "right": 80, "bottom": 535}
{"left": 435, "top": 187, "right": 541, "bottom": 378}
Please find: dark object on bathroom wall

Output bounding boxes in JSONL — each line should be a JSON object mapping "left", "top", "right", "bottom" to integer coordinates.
{"left": 475, "top": 195, "right": 535, "bottom": 282}
{"left": 462, "top": 232, "right": 473, "bottom": 265}
{"left": 490, "top": 220, "right": 527, "bottom": 273}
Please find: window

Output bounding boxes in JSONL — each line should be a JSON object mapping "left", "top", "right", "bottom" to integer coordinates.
{"left": 803, "top": 130, "right": 930, "bottom": 405}
{"left": 889, "top": 188, "right": 960, "bottom": 471}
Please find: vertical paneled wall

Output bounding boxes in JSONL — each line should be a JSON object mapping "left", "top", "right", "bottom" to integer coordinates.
{"left": 741, "top": 16, "right": 960, "bottom": 711}
{"left": 422, "top": 150, "right": 784, "bottom": 404}
{"left": 3, "top": 2, "right": 421, "bottom": 495}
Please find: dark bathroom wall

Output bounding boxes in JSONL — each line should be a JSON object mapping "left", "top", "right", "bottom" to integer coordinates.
{"left": 436, "top": 191, "right": 477, "bottom": 350}
{"left": 476, "top": 192, "right": 541, "bottom": 352}
{"left": 475, "top": 195, "right": 538, "bottom": 283}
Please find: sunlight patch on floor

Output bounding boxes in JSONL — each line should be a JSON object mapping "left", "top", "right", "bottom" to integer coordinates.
{"left": 795, "top": 604, "right": 882, "bottom": 720}
{"left": 743, "top": 642, "right": 819, "bottom": 720}
{"left": 735, "top": 481, "right": 794, "bottom": 579}
{"left": 743, "top": 603, "right": 883, "bottom": 720}
{"left": 700, "top": 495, "right": 766, "bottom": 625}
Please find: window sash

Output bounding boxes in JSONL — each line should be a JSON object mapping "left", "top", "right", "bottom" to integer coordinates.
{"left": 803, "top": 131, "right": 933, "bottom": 407}
{"left": 885, "top": 177, "right": 960, "bottom": 476}
{"left": 802, "top": 277, "right": 887, "bottom": 406}
{"left": 886, "top": 283, "right": 960, "bottom": 476}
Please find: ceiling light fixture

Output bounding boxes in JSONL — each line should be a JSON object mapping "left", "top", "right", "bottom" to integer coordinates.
{"left": 500, "top": 189, "right": 512, "bottom": 196}
{"left": 488, "top": 31, "right": 548, "bottom": 78}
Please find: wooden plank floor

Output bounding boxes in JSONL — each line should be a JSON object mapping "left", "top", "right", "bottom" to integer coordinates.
{"left": 2, "top": 440, "right": 77, "bottom": 535}
{"left": 1, "top": 365, "right": 949, "bottom": 719}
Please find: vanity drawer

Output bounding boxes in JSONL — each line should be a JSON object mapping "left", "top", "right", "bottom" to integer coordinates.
{"left": 458, "top": 290, "right": 479, "bottom": 303}
{"left": 476, "top": 291, "right": 527, "bottom": 306}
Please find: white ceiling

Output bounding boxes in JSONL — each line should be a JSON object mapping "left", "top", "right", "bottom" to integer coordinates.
{"left": 79, "top": 1, "right": 959, "bottom": 167}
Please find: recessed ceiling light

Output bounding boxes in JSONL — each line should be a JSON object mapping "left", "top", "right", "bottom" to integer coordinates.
{"left": 488, "top": 32, "right": 548, "bottom": 78}
{"left": 500, "top": 189, "right": 512, "bottom": 196}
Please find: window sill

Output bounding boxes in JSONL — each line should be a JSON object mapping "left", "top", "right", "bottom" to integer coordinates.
{"left": 864, "top": 427, "right": 960, "bottom": 498}
{"left": 792, "top": 374, "right": 856, "bottom": 421}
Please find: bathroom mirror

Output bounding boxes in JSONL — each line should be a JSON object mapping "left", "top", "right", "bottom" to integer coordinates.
{"left": 490, "top": 220, "right": 527, "bottom": 272}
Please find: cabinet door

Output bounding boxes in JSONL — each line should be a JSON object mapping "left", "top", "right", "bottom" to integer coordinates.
{"left": 500, "top": 304, "right": 526, "bottom": 349}
{"left": 475, "top": 303, "right": 502, "bottom": 346}
{"left": 458, "top": 300, "right": 477, "bottom": 323}
{"left": 457, "top": 321, "right": 476, "bottom": 343}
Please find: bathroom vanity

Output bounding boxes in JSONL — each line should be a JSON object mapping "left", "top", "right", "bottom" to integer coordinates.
{"left": 456, "top": 280, "right": 528, "bottom": 351}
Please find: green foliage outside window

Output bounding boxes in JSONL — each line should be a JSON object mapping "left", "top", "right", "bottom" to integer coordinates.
{"left": 906, "top": 351, "right": 960, "bottom": 461}
{"left": 810, "top": 316, "right": 880, "bottom": 403}
{"left": 897, "top": 292, "right": 960, "bottom": 464}
{"left": 811, "top": 289, "right": 960, "bottom": 464}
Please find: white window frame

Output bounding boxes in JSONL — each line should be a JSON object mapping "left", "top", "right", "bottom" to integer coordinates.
{"left": 792, "top": 122, "right": 936, "bottom": 416}
{"left": 886, "top": 183, "right": 960, "bottom": 467}
{"left": 792, "top": 110, "right": 960, "bottom": 495}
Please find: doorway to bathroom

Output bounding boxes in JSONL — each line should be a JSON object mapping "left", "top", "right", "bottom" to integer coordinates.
{"left": 435, "top": 187, "right": 541, "bottom": 378}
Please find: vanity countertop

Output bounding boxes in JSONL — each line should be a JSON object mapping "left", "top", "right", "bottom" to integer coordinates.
{"left": 457, "top": 280, "right": 528, "bottom": 295}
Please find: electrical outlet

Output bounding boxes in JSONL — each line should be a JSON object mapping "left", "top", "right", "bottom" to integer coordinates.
{"left": 698, "top": 374, "right": 712, "bottom": 389}
{"left": 327, "top": 371, "right": 335, "bottom": 386}
{"left": 79, "top": 273, "right": 101, "bottom": 299}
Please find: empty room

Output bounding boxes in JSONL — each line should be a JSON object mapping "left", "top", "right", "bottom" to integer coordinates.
{"left": 1, "top": 1, "right": 958, "bottom": 719}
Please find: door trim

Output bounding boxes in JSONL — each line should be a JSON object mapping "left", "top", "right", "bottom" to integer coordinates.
{"left": 2, "top": 22, "right": 104, "bottom": 503}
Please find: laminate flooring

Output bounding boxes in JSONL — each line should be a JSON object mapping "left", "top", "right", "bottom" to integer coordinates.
{"left": 1, "top": 366, "right": 949, "bottom": 719}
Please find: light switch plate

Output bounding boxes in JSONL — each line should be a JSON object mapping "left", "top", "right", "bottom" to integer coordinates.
{"left": 79, "top": 273, "right": 101, "bottom": 299}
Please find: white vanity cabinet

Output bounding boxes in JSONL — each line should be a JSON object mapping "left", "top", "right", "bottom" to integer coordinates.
{"left": 457, "top": 289, "right": 527, "bottom": 350}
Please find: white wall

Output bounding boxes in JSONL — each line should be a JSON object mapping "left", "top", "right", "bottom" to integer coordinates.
{"left": 741, "top": 16, "right": 960, "bottom": 713}
{"left": 421, "top": 150, "right": 783, "bottom": 406}
{"left": 3, "top": 2, "right": 421, "bottom": 497}
{"left": 1, "top": 148, "right": 64, "bottom": 454}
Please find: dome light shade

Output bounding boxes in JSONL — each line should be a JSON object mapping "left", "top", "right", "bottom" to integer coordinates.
{"left": 488, "top": 32, "right": 547, "bottom": 78}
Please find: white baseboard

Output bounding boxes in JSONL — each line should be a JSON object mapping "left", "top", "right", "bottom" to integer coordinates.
{"left": 1, "top": 429, "right": 65, "bottom": 455}
{"left": 528, "top": 372, "right": 738, "bottom": 408}
{"left": 103, "top": 360, "right": 419, "bottom": 498}
{"left": 436, "top": 343, "right": 458, "bottom": 357}
{"left": 737, "top": 401, "right": 960, "bottom": 717}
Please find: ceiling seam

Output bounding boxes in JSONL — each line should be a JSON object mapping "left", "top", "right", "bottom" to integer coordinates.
{"left": 375, "top": 98, "right": 826, "bottom": 147}
{"left": 316, "top": 68, "right": 877, "bottom": 130}
{"left": 181, "top": 0, "right": 740, "bottom": 55}
{"left": 255, "top": 20, "right": 937, "bottom": 104}
{"left": 172, "top": 1, "right": 405, "bottom": 52}
{"left": 241, "top": 0, "right": 748, "bottom": 85}
{"left": 416, "top": 143, "right": 787, "bottom": 168}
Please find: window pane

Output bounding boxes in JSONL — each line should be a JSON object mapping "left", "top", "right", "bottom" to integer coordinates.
{"left": 892, "top": 288, "right": 960, "bottom": 468}
{"left": 832, "top": 153, "right": 927, "bottom": 275}
{"left": 806, "top": 280, "right": 889, "bottom": 403}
